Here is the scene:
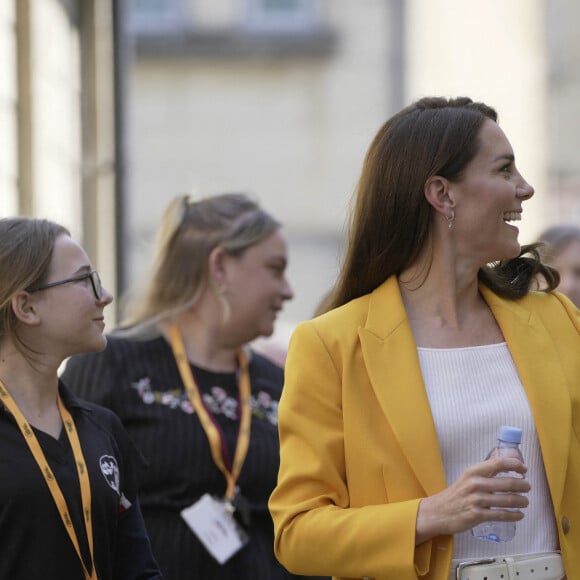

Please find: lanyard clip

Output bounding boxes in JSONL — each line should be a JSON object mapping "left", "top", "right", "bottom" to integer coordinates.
{"left": 227, "top": 488, "right": 252, "bottom": 528}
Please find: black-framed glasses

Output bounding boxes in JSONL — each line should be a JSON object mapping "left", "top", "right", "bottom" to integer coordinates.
{"left": 28, "top": 270, "right": 103, "bottom": 300}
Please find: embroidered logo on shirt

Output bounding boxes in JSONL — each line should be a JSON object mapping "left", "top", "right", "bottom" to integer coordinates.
{"left": 100, "top": 455, "right": 120, "bottom": 494}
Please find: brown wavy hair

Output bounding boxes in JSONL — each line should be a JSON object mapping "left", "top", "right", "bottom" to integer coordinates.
{"left": 319, "top": 96, "right": 558, "bottom": 313}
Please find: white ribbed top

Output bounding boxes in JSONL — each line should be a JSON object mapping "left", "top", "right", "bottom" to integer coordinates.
{"left": 417, "top": 343, "right": 558, "bottom": 558}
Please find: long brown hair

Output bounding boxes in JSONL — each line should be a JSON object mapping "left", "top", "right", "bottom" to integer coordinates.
{"left": 319, "top": 97, "right": 557, "bottom": 313}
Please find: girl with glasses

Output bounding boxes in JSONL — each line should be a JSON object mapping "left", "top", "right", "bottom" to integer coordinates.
{"left": 0, "top": 217, "right": 162, "bottom": 579}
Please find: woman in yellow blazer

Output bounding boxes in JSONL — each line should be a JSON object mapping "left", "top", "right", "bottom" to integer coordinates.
{"left": 269, "top": 97, "right": 580, "bottom": 580}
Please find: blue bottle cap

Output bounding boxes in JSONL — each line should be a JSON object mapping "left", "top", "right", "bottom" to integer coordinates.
{"left": 498, "top": 425, "right": 522, "bottom": 444}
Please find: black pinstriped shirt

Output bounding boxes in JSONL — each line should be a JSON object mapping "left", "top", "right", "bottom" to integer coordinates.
{"left": 62, "top": 335, "right": 328, "bottom": 580}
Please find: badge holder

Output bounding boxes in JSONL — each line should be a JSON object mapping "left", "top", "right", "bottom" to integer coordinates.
{"left": 181, "top": 494, "right": 249, "bottom": 564}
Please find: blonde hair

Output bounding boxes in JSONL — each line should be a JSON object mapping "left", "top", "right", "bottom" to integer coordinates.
{"left": 0, "top": 218, "right": 69, "bottom": 351}
{"left": 119, "top": 193, "right": 280, "bottom": 336}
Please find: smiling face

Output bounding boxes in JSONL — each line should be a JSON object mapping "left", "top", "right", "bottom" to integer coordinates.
{"left": 449, "top": 119, "right": 534, "bottom": 265}
{"left": 219, "top": 229, "right": 294, "bottom": 344}
{"left": 32, "top": 234, "right": 113, "bottom": 358}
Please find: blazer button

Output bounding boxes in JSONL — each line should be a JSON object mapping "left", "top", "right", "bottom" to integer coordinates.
{"left": 561, "top": 516, "right": 570, "bottom": 534}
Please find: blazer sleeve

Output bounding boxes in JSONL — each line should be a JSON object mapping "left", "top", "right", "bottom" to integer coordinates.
{"left": 269, "top": 321, "right": 431, "bottom": 580}
{"left": 551, "top": 291, "right": 580, "bottom": 432}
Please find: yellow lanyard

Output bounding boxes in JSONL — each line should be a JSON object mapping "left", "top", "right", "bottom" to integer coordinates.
{"left": 168, "top": 325, "right": 252, "bottom": 500}
{"left": 0, "top": 380, "right": 96, "bottom": 580}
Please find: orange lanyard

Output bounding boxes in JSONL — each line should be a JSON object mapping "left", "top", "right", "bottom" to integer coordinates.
{"left": 168, "top": 325, "right": 252, "bottom": 500}
{"left": 0, "top": 380, "right": 96, "bottom": 580}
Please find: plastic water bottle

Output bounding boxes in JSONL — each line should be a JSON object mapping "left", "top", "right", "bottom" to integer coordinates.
{"left": 471, "top": 426, "right": 524, "bottom": 542}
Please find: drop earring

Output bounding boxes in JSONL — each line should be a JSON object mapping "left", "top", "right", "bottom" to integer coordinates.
{"left": 446, "top": 210, "right": 455, "bottom": 230}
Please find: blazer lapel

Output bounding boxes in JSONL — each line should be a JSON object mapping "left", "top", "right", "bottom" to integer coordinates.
{"left": 359, "top": 277, "right": 447, "bottom": 496}
{"left": 357, "top": 278, "right": 570, "bottom": 507}
{"left": 481, "top": 286, "right": 570, "bottom": 510}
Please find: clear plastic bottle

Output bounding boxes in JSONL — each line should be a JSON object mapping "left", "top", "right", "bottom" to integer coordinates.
{"left": 471, "top": 425, "right": 524, "bottom": 542}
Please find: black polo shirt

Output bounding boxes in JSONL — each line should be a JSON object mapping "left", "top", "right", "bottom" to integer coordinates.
{"left": 0, "top": 382, "right": 161, "bottom": 579}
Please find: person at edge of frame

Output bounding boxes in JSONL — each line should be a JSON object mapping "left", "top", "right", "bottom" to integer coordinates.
{"left": 534, "top": 223, "right": 580, "bottom": 308}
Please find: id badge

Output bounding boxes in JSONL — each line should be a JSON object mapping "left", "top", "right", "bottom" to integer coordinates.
{"left": 180, "top": 493, "right": 249, "bottom": 564}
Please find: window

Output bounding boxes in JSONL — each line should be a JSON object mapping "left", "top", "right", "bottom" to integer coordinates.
{"left": 243, "top": 0, "right": 322, "bottom": 32}
{"left": 128, "top": 0, "right": 184, "bottom": 32}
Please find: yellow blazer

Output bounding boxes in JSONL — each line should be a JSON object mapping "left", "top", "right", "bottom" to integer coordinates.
{"left": 269, "top": 276, "right": 580, "bottom": 580}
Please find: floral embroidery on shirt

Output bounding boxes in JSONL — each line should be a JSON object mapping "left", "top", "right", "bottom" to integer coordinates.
{"left": 203, "top": 387, "right": 238, "bottom": 420}
{"left": 130, "top": 377, "right": 194, "bottom": 414}
{"left": 130, "top": 377, "right": 278, "bottom": 424}
{"left": 252, "top": 391, "right": 279, "bottom": 425}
